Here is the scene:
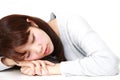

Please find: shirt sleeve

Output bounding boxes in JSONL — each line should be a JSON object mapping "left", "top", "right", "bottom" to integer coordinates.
{"left": 60, "top": 16, "right": 119, "bottom": 76}
{"left": 0, "top": 57, "right": 12, "bottom": 71}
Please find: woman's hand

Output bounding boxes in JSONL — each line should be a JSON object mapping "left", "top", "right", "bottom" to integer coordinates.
{"left": 1, "top": 57, "right": 17, "bottom": 67}
{"left": 17, "top": 60, "right": 55, "bottom": 76}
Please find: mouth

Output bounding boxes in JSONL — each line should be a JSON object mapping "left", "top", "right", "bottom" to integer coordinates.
{"left": 44, "top": 45, "right": 49, "bottom": 55}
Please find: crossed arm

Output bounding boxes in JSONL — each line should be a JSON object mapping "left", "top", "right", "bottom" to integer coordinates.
{"left": 18, "top": 60, "right": 61, "bottom": 76}
{"left": 1, "top": 57, "right": 61, "bottom": 76}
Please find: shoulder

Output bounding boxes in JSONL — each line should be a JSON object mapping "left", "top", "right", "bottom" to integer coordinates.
{"left": 56, "top": 13, "right": 92, "bottom": 38}
{"left": 54, "top": 12, "right": 92, "bottom": 31}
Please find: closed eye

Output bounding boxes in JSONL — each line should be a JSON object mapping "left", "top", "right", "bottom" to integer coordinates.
{"left": 31, "top": 33, "right": 35, "bottom": 44}
{"left": 24, "top": 51, "right": 31, "bottom": 59}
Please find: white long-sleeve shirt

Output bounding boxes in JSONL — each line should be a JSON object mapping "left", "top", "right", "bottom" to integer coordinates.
{"left": 54, "top": 13, "right": 119, "bottom": 76}
{"left": 0, "top": 13, "right": 119, "bottom": 76}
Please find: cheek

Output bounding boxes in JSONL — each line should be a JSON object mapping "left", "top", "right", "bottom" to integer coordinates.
{"left": 27, "top": 53, "right": 40, "bottom": 60}
{"left": 35, "top": 34, "right": 44, "bottom": 43}
{"left": 36, "top": 31, "right": 49, "bottom": 41}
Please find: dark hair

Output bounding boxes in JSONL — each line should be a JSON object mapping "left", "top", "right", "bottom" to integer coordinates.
{"left": 0, "top": 14, "right": 66, "bottom": 62}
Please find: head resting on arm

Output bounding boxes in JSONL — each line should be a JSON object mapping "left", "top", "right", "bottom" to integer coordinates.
{"left": 0, "top": 14, "right": 66, "bottom": 62}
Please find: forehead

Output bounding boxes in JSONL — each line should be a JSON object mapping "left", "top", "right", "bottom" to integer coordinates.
{"left": 14, "top": 27, "right": 33, "bottom": 51}
{"left": 15, "top": 26, "right": 41, "bottom": 51}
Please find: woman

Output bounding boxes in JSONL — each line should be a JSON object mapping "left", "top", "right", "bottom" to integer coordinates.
{"left": 0, "top": 13, "right": 119, "bottom": 76}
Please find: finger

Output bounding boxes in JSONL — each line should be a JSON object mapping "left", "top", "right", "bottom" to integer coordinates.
{"left": 18, "top": 61, "right": 35, "bottom": 75}
{"left": 31, "top": 61, "right": 42, "bottom": 76}
{"left": 40, "top": 61, "right": 49, "bottom": 75}
{"left": 17, "top": 61, "right": 34, "bottom": 69}
{"left": 27, "top": 67, "right": 35, "bottom": 76}
{"left": 17, "top": 61, "right": 29, "bottom": 66}
{"left": 21, "top": 67, "right": 35, "bottom": 76}
{"left": 41, "top": 68, "right": 47, "bottom": 76}
{"left": 44, "top": 60, "right": 55, "bottom": 66}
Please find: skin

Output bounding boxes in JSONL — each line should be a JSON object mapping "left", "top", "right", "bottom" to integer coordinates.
{"left": 15, "top": 26, "right": 54, "bottom": 61}
{"left": 2, "top": 19, "right": 61, "bottom": 76}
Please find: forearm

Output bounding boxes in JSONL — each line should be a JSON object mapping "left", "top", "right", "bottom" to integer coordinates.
{"left": 0, "top": 57, "right": 13, "bottom": 71}
{"left": 1, "top": 57, "right": 17, "bottom": 67}
{"left": 47, "top": 63, "right": 61, "bottom": 75}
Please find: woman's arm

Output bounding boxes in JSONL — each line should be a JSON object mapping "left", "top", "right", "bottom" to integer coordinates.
{"left": 59, "top": 15, "right": 119, "bottom": 76}
{"left": 19, "top": 60, "right": 55, "bottom": 76}
{"left": 46, "top": 63, "right": 61, "bottom": 75}
{"left": 0, "top": 57, "right": 17, "bottom": 71}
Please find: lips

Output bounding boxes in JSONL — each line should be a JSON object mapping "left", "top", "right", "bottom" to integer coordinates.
{"left": 44, "top": 45, "right": 49, "bottom": 55}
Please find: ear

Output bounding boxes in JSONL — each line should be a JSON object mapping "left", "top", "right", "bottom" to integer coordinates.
{"left": 26, "top": 18, "right": 38, "bottom": 27}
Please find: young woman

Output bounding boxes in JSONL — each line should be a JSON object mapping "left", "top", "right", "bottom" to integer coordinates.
{"left": 0, "top": 13, "right": 119, "bottom": 76}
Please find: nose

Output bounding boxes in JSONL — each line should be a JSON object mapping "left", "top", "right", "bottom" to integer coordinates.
{"left": 32, "top": 44, "right": 42, "bottom": 54}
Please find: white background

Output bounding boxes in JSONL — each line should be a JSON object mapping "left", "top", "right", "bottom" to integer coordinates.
{"left": 0, "top": 0, "right": 120, "bottom": 58}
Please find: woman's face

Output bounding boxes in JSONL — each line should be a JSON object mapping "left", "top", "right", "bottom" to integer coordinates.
{"left": 15, "top": 27, "right": 54, "bottom": 60}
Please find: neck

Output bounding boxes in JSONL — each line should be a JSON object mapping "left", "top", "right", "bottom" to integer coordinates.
{"left": 48, "top": 19, "right": 60, "bottom": 37}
